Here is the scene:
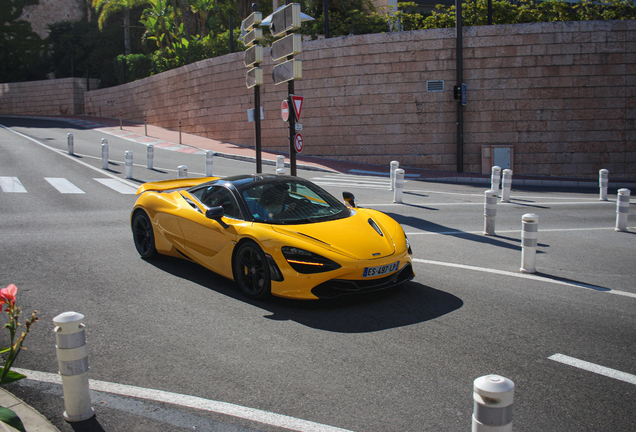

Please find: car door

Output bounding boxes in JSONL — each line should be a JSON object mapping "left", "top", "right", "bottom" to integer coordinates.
{"left": 176, "top": 186, "right": 243, "bottom": 277}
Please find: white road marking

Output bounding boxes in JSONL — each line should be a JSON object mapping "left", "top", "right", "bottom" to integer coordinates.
{"left": 412, "top": 258, "right": 636, "bottom": 299}
{"left": 45, "top": 177, "right": 85, "bottom": 194}
{"left": 12, "top": 368, "right": 354, "bottom": 432}
{"left": 0, "top": 176, "right": 27, "bottom": 193}
{"left": 405, "top": 226, "right": 628, "bottom": 236}
{"left": 94, "top": 178, "right": 138, "bottom": 194}
{"left": 369, "top": 201, "right": 618, "bottom": 207}
{"left": 548, "top": 354, "right": 636, "bottom": 385}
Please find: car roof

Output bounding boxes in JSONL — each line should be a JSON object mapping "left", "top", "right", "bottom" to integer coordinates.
{"left": 193, "top": 174, "right": 305, "bottom": 192}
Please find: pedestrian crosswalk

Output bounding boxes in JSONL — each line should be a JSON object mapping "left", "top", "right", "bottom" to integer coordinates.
{"left": 310, "top": 173, "right": 397, "bottom": 189}
{"left": 0, "top": 176, "right": 138, "bottom": 195}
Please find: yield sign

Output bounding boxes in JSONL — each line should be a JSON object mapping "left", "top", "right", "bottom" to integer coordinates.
{"left": 290, "top": 95, "right": 303, "bottom": 121}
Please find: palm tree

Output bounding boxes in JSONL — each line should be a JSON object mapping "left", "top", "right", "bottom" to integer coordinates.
{"left": 93, "top": 0, "right": 151, "bottom": 55}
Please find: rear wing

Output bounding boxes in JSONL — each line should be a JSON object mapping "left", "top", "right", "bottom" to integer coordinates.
{"left": 136, "top": 177, "right": 220, "bottom": 195}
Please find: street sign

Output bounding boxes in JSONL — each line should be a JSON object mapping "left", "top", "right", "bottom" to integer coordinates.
{"left": 270, "top": 3, "right": 301, "bottom": 38}
{"left": 272, "top": 59, "right": 302, "bottom": 85}
{"left": 290, "top": 95, "right": 303, "bottom": 120}
{"left": 243, "top": 28, "right": 263, "bottom": 47}
{"left": 246, "top": 67, "right": 263, "bottom": 88}
{"left": 247, "top": 107, "right": 264, "bottom": 122}
{"left": 295, "top": 123, "right": 302, "bottom": 131}
{"left": 271, "top": 34, "right": 302, "bottom": 62}
{"left": 281, "top": 99, "right": 290, "bottom": 122}
{"left": 244, "top": 45, "right": 263, "bottom": 67}
{"left": 294, "top": 133, "right": 303, "bottom": 153}
{"left": 242, "top": 11, "right": 262, "bottom": 31}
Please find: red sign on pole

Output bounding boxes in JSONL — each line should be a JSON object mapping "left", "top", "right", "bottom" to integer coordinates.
{"left": 281, "top": 100, "right": 290, "bottom": 122}
{"left": 294, "top": 133, "right": 303, "bottom": 153}
{"left": 290, "top": 95, "right": 303, "bottom": 121}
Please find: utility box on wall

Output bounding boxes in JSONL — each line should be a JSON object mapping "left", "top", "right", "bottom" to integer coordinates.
{"left": 482, "top": 145, "right": 513, "bottom": 174}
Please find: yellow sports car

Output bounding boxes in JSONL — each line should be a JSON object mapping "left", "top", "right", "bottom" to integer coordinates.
{"left": 131, "top": 174, "right": 414, "bottom": 300}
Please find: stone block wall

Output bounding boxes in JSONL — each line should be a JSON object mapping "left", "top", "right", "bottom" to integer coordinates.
{"left": 0, "top": 78, "right": 98, "bottom": 116}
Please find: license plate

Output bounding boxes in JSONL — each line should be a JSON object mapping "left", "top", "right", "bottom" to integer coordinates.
{"left": 363, "top": 261, "right": 399, "bottom": 278}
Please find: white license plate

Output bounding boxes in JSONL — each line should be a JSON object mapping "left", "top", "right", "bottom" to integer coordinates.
{"left": 363, "top": 261, "right": 399, "bottom": 278}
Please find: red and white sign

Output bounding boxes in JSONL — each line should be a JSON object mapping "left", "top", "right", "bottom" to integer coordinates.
{"left": 294, "top": 133, "right": 303, "bottom": 153}
{"left": 281, "top": 100, "right": 290, "bottom": 122}
{"left": 291, "top": 95, "right": 303, "bottom": 121}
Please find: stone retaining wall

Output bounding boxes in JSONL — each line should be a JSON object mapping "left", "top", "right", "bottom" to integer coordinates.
{"left": 0, "top": 78, "right": 98, "bottom": 116}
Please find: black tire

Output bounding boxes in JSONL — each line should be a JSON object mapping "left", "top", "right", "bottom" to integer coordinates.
{"left": 233, "top": 241, "right": 271, "bottom": 299}
{"left": 132, "top": 210, "right": 159, "bottom": 259}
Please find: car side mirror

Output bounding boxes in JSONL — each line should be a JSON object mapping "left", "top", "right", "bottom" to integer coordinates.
{"left": 343, "top": 192, "right": 356, "bottom": 208}
{"left": 205, "top": 206, "right": 224, "bottom": 220}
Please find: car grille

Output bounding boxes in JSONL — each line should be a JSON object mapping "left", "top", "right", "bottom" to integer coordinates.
{"left": 311, "top": 263, "right": 415, "bottom": 299}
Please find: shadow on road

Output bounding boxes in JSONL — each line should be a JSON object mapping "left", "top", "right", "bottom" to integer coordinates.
{"left": 146, "top": 257, "right": 463, "bottom": 333}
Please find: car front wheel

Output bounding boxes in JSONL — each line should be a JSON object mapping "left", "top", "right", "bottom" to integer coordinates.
{"left": 233, "top": 241, "right": 271, "bottom": 299}
{"left": 132, "top": 210, "right": 158, "bottom": 259}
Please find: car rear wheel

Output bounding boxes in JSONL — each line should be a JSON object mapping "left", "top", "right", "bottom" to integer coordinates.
{"left": 233, "top": 241, "right": 271, "bottom": 299}
{"left": 132, "top": 210, "right": 158, "bottom": 259}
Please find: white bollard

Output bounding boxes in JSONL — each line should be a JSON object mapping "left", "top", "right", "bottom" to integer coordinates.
{"left": 394, "top": 169, "right": 404, "bottom": 203}
{"left": 125, "top": 151, "right": 133, "bottom": 179}
{"left": 615, "top": 188, "right": 630, "bottom": 232}
{"left": 390, "top": 161, "right": 399, "bottom": 191}
{"left": 53, "top": 312, "right": 94, "bottom": 422}
{"left": 276, "top": 168, "right": 286, "bottom": 176}
{"left": 178, "top": 165, "right": 188, "bottom": 178}
{"left": 67, "top": 133, "right": 74, "bottom": 155}
{"left": 599, "top": 169, "right": 609, "bottom": 201}
{"left": 520, "top": 213, "right": 539, "bottom": 273}
{"left": 101, "top": 139, "right": 109, "bottom": 170}
{"left": 484, "top": 190, "right": 497, "bottom": 236}
{"left": 146, "top": 144, "right": 154, "bottom": 170}
{"left": 501, "top": 169, "right": 512, "bottom": 203}
{"left": 277, "top": 155, "right": 285, "bottom": 171}
{"left": 472, "top": 375, "right": 514, "bottom": 432}
{"left": 206, "top": 151, "right": 215, "bottom": 177}
{"left": 491, "top": 166, "right": 501, "bottom": 196}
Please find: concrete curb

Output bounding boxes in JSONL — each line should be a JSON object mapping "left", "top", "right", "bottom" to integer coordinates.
{"left": 0, "top": 387, "right": 60, "bottom": 432}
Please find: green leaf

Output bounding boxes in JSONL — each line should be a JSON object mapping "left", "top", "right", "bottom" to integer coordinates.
{"left": 0, "top": 406, "right": 26, "bottom": 432}
{"left": 0, "top": 369, "right": 26, "bottom": 385}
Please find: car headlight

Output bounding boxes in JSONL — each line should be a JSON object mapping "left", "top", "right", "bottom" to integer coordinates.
{"left": 281, "top": 247, "right": 342, "bottom": 274}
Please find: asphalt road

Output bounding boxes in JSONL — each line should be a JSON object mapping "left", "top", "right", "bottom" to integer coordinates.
{"left": 0, "top": 117, "right": 634, "bottom": 432}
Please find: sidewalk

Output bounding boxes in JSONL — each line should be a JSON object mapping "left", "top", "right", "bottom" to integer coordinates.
{"left": 0, "top": 387, "right": 59, "bottom": 432}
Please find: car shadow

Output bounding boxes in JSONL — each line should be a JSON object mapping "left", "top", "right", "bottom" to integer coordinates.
{"left": 145, "top": 256, "right": 463, "bottom": 333}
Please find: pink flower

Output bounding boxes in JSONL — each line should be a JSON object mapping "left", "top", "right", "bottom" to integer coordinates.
{"left": 0, "top": 284, "right": 17, "bottom": 312}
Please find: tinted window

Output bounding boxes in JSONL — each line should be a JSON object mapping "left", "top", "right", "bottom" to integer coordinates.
{"left": 191, "top": 186, "right": 242, "bottom": 219}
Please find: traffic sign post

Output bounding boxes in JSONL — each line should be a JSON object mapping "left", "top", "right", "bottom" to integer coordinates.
{"left": 242, "top": 7, "right": 264, "bottom": 173}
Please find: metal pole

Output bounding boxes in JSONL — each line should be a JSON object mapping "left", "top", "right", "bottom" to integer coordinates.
{"left": 286, "top": 0, "right": 297, "bottom": 177}
{"left": 456, "top": 0, "right": 464, "bottom": 174}
{"left": 324, "top": 0, "right": 330, "bottom": 38}
{"left": 488, "top": 0, "right": 492, "bottom": 25}
{"left": 253, "top": 4, "right": 262, "bottom": 174}
{"left": 229, "top": 17, "right": 234, "bottom": 53}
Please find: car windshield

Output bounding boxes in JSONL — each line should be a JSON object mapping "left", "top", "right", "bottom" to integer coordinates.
{"left": 241, "top": 179, "right": 350, "bottom": 224}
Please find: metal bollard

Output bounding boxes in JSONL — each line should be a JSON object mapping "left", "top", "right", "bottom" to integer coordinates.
{"left": 99, "top": 107, "right": 102, "bottom": 124}
{"left": 615, "top": 188, "right": 630, "bottom": 232}
{"left": 144, "top": 112, "right": 147, "bottom": 136}
{"left": 599, "top": 169, "right": 609, "bottom": 201}
{"left": 53, "top": 312, "right": 94, "bottom": 422}
{"left": 390, "top": 161, "right": 399, "bottom": 191}
{"left": 394, "top": 169, "right": 404, "bottom": 203}
{"left": 125, "top": 151, "right": 133, "bottom": 179}
{"left": 178, "top": 165, "right": 188, "bottom": 178}
{"left": 472, "top": 375, "right": 514, "bottom": 432}
{"left": 277, "top": 155, "right": 285, "bottom": 172}
{"left": 484, "top": 190, "right": 497, "bottom": 236}
{"left": 276, "top": 168, "right": 286, "bottom": 176}
{"left": 179, "top": 119, "right": 182, "bottom": 144}
{"left": 501, "top": 169, "right": 512, "bottom": 203}
{"left": 206, "top": 151, "right": 215, "bottom": 177}
{"left": 67, "top": 133, "right": 74, "bottom": 155}
{"left": 491, "top": 166, "right": 501, "bottom": 196}
{"left": 146, "top": 145, "right": 154, "bottom": 170}
{"left": 520, "top": 213, "right": 539, "bottom": 273}
{"left": 101, "top": 139, "right": 109, "bottom": 169}
{"left": 119, "top": 109, "right": 122, "bottom": 130}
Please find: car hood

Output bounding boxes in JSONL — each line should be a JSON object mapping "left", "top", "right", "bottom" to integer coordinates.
{"left": 271, "top": 209, "right": 397, "bottom": 260}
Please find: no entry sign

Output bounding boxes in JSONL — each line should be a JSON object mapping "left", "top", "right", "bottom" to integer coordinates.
{"left": 281, "top": 99, "right": 290, "bottom": 122}
{"left": 294, "top": 133, "right": 303, "bottom": 153}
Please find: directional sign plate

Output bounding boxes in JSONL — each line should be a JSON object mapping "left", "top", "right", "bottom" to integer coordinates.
{"left": 243, "top": 28, "right": 263, "bottom": 48}
{"left": 272, "top": 59, "right": 302, "bottom": 85}
{"left": 270, "top": 3, "right": 301, "bottom": 38}
{"left": 272, "top": 33, "right": 302, "bottom": 62}
{"left": 246, "top": 67, "right": 263, "bottom": 88}
{"left": 242, "top": 11, "right": 262, "bottom": 31}
{"left": 244, "top": 45, "right": 263, "bottom": 67}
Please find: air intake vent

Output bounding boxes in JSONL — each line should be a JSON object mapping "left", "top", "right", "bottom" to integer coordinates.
{"left": 426, "top": 80, "right": 444, "bottom": 92}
